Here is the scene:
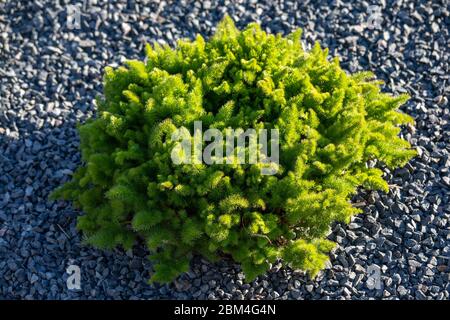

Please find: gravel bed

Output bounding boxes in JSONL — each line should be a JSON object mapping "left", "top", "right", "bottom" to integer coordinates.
{"left": 0, "top": 0, "right": 449, "bottom": 300}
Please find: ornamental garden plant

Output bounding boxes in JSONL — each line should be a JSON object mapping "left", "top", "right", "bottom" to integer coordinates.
{"left": 51, "top": 16, "right": 416, "bottom": 283}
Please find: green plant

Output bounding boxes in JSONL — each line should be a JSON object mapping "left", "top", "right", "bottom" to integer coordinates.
{"left": 51, "top": 16, "right": 416, "bottom": 283}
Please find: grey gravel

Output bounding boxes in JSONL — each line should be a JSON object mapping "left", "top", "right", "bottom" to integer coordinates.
{"left": 0, "top": 0, "right": 449, "bottom": 300}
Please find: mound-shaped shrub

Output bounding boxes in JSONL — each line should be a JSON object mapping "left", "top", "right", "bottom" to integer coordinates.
{"left": 51, "top": 17, "right": 416, "bottom": 283}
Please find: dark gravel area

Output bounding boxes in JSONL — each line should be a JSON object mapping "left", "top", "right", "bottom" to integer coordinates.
{"left": 0, "top": 0, "right": 449, "bottom": 300}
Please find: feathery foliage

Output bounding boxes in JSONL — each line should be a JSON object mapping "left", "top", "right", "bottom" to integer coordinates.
{"left": 51, "top": 16, "right": 416, "bottom": 283}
